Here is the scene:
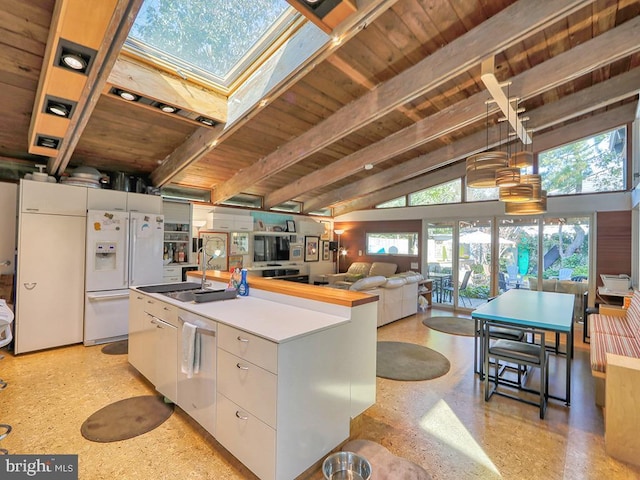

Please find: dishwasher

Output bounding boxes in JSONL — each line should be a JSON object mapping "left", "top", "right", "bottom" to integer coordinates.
{"left": 177, "top": 310, "right": 217, "bottom": 436}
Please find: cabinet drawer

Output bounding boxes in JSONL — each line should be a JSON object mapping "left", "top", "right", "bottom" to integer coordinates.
{"left": 163, "top": 275, "right": 181, "bottom": 283}
{"left": 143, "top": 297, "right": 178, "bottom": 326}
{"left": 216, "top": 393, "right": 276, "bottom": 480}
{"left": 217, "top": 349, "right": 277, "bottom": 428}
{"left": 218, "top": 324, "right": 278, "bottom": 374}
{"left": 163, "top": 266, "right": 181, "bottom": 275}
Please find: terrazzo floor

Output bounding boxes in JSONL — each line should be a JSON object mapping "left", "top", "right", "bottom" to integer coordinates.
{"left": 1, "top": 308, "right": 639, "bottom": 479}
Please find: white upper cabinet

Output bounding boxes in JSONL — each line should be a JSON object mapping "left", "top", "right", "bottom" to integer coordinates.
{"left": 127, "top": 192, "right": 163, "bottom": 213}
{"left": 87, "top": 189, "right": 127, "bottom": 211}
{"left": 20, "top": 180, "right": 87, "bottom": 216}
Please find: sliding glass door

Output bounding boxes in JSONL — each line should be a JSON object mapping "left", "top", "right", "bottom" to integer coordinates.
{"left": 426, "top": 222, "right": 454, "bottom": 306}
{"left": 457, "top": 219, "right": 492, "bottom": 309}
{"left": 498, "top": 217, "right": 540, "bottom": 292}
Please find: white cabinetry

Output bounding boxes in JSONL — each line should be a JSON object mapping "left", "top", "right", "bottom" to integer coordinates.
{"left": 177, "top": 310, "right": 217, "bottom": 436}
{"left": 15, "top": 181, "right": 87, "bottom": 354}
{"left": 215, "top": 323, "right": 350, "bottom": 480}
{"left": 209, "top": 213, "right": 253, "bottom": 232}
{"left": 87, "top": 189, "right": 127, "bottom": 210}
{"left": 127, "top": 192, "right": 163, "bottom": 213}
{"left": 128, "top": 292, "right": 178, "bottom": 401}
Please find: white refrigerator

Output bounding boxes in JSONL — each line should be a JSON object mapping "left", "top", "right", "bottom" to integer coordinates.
{"left": 84, "top": 210, "right": 164, "bottom": 345}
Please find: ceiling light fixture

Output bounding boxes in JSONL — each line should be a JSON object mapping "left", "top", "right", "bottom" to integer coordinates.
{"left": 119, "top": 91, "right": 138, "bottom": 101}
{"left": 364, "top": 163, "right": 373, "bottom": 170}
{"left": 55, "top": 38, "right": 96, "bottom": 75}
{"left": 158, "top": 103, "right": 178, "bottom": 113}
{"left": 196, "top": 116, "right": 216, "bottom": 127}
{"left": 35, "top": 134, "right": 62, "bottom": 150}
{"left": 43, "top": 95, "right": 76, "bottom": 119}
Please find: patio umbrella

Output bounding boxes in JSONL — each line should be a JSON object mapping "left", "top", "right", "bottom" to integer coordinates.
{"left": 459, "top": 231, "right": 515, "bottom": 245}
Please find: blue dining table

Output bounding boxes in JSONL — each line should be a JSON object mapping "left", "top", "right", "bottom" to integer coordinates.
{"left": 472, "top": 289, "right": 575, "bottom": 405}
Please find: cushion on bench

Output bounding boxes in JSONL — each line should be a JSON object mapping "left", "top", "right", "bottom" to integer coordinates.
{"left": 591, "top": 314, "right": 637, "bottom": 338}
{"left": 590, "top": 331, "right": 640, "bottom": 374}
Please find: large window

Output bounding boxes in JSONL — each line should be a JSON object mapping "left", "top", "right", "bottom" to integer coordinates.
{"left": 366, "top": 233, "right": 418, "bottom": 256}
{"left": 409, "top": 179, "right": 461, "bottom": 206}
{"left": 539, "top": 127, "right": 626, "bottom": 196}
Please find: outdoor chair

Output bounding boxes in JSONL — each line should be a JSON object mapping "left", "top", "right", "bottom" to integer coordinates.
{"left": 484, "top": 321, "right": 549, "bottom": 419}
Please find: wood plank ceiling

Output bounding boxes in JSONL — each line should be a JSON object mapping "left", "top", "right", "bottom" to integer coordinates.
{"left": 0, "top": 0, "right": 638, "bottom": 216}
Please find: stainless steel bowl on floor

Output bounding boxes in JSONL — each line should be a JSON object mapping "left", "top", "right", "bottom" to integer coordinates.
{"left": 322, "top": 451, "right": 371, "bottom": 480}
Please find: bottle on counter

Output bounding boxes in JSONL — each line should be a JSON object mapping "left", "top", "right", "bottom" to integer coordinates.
{"left": 238, "top": 268, "right": 249, "bottom": 296}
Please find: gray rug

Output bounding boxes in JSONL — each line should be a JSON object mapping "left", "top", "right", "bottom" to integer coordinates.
{"left": 376, "top": 341, "right": 450, "bottom": 381}
{"left": 342, "top": 439, "right": 431, "bottom": 479}
{"left": 422, "top": 316, "right": 475, "bottom": 336}
{"left": 101, "top": 340, "right": 128, "bottom": 355}
{"left": 81, "top": 395, "right": 174, "bottom": 442}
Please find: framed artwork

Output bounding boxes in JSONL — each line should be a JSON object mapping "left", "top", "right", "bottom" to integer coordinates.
{"left": 230, "top": 232, "right": 249, "bottom": 255}
{"left": 304, "top": 236, "right": 320, "bottom": 262}
{"left": 322, "top": 241, "right": 330, "bottom": 261}
{"left": 228, "top": 255, "right": 243, "bottom": 271}
{"left": 320, "top": 220, "right": 331, "bottom": 241}
{"left": 290, "top": 243, "right": 303, "bottom": 261}
{"left": 199, "top": 231, "right": 228, "bottom": 271}
{"left": 286, "top": 220, "right": 296, "bottom": 233}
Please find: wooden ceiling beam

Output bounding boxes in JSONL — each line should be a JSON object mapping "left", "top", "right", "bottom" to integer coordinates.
{"left": 47, "top": 0, "right": 145, "bottom": 175}
{"left": 150, "top": 0, "right": 397, "bottom": 187}
{"left": 333, "top": 102, "right": 637, "bottom": 216}
{"left": 106, "top": 55, "right": 227, "bottom": 123}
{"left": 212, "top": 0, "right": 594, "bottom": 204}
{"left": 312, "top": 73, "right": 640, "bottom": 214}
{"left": 276, "top": 18, "right": 640, "bottom": 211}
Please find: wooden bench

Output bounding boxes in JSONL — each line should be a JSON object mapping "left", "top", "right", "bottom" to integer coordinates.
{"left": 589, "top": 290, "right": 640, "bottom": 406}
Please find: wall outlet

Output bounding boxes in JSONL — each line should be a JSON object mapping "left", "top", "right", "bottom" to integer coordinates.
{"left": 411, "top": 262, "right": 419, "bottom": 269}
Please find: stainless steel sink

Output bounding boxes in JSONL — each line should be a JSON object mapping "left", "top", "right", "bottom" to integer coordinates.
{"left": 137, "top": 282, "right": 237, "bottom": 303}
{"left": 137, "top": 282, "right": 202, "bottom": 294}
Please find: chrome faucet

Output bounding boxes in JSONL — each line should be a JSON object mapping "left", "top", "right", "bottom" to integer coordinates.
{"left": 199, "top": 238, "right": 209, "bottom": 290}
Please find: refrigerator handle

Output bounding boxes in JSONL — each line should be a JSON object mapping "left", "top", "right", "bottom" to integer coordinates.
{"left": 130, "top": 217, "right": 137, "bottom": 285}
{"left": 124, "top": 218, "right": 130, "bottom": 287}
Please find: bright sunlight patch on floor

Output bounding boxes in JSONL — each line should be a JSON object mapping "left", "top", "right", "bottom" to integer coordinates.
{"left": 420, "top": 399, "right": 502, "bottom": 478}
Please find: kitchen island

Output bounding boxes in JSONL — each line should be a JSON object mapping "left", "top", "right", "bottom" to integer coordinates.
{"left": 129, "top": 272, "right": 378, "bottom": 480}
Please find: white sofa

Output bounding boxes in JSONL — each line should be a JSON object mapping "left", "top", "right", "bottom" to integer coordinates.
{"left": 347, "top": 272, "right": 423, "bottom": 327}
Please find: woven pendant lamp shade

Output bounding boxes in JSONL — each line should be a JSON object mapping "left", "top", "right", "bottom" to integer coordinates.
{"left": 499, "top": 184, "right": 534, "bottom": 202}
{"left": 510, "top": 151, "right": 534, "bottom": 168}
{"left": 505, "top": 190, "right": 547, "bottom": 214}
{"left": 495, "top": 167, "right": 521, "bottom": 187}
{"left": 466, "top": 151, "right": 508, "bottom": 188}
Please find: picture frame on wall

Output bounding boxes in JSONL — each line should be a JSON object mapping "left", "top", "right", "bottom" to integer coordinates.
{"left": 304, "top": 236, "right": 320, "bottom": 262}
{"left": 322, "top": 241, "right": 330, "bottom": 261}
{"left": 286, "top": 220, "right": 296, "bottom": 233}
{"left": 319, "top": 220, "right": 331, "bottom": 241}
{"left": 290, "top": 243, "right": 303, "bottom": 261}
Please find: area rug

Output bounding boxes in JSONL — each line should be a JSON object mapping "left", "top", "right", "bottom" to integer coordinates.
{"left": 376, "top": 341, "right": 450, "bottom": 381}
{"left": 342, "top": 439, "right": 432, "bottom": 479}
{"left": 81, "top": 395, "right": 174, "bottom": 443}
{"left": 101, "top": 340, "right": 128, "bottom": 355}
{"left": 422, "top": 316, "right": 475, "bottom": 337}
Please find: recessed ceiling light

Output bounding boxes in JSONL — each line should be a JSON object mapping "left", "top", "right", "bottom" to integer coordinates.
{"left": 55, "top": 39, "right": 95, "bottom": 75}
{"left": 47, "top": 103, "right": 70, "bottom": 117}
{"left": 364, "top": 163, "right": 373, "bottom": 170}
{"left": 35, "top": 135, "right": 62, "bottom": 150}
{"left": 61, "top": 53, "right": 87, "bottom": 71}
{"left": 119, "top": 91, "right": 138, "bottom": 101}
{"left": 158, "top": 104, "right": 178, "bottom": 113}
{"left": 196, "top": 116, "right": 216, "bottom": 126}
{"left": 43, "top": 96, "right": 76, "bottom": 119}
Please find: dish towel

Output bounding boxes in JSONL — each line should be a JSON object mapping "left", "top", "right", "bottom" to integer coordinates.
{"left": 0, "top": 299, "right": 13, "bottom": 347}
{"left": 181, "top": 322, "right": 199, "bottom": 379}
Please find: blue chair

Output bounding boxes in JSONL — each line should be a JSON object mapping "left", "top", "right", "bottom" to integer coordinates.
{"left": 558, "top": 268, "right": 573, "bottom": 281}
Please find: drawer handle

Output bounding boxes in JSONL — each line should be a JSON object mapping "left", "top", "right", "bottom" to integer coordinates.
{"left": 137, "top": 296, "right": 143, "bottom": 300}
{"left": 163, "top": 306, "right": 170, "bottom": 311}
{"left": 237, "top": 336, "right": 249, "bottom": 343}
{"left": 236, "top": 363, "right": 249, "bottom": 371}
{"left": 147, "top": 300, "right": 154, "bottom": 304}
{"left": 235, "top": 411, "right": 248, "bottom": 421}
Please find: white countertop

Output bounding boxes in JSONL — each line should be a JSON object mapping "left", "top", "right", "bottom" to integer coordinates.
{"left": 132, "top": 286, "right": 350, "bottom": 344}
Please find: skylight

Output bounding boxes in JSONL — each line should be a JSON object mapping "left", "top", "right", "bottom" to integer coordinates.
{"left": 125, "top": 0, "right": 297, "bottom": 89}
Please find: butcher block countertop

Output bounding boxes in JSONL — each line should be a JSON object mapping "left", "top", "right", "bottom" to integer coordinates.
{"left": 188, "top": 270, "right": 378, "bottom": 308}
